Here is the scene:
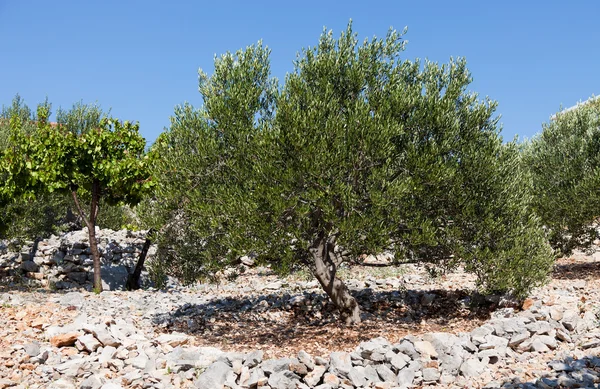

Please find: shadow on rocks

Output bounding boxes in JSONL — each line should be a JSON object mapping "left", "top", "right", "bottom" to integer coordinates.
{"left": 151, "top": 287, "right": 495, "bottom": 356}
{"left": 553, "top": 261, "right": 600, "bottom": 281}
{"left": 496, "top": 354, "right": 600, "bottom": 389}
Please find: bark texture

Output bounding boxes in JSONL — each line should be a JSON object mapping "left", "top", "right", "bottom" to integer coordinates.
{"left": 72, "top": 180, "right": 102, "bottom": 292}
{"left": 309, "top": 234, "right": 361, "bottom": 325}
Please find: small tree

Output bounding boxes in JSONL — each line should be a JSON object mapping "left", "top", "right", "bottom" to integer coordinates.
{"left": 149, "top": 24, "right": 552, "bottom": 324}
{"left": 1, "top": 98, "right": 130, "bottom": 240}
{"left": 1, "top": 105, "right": 152, "bottom": 291}
{"left": 524, "top": 97, "right": 600, "bottom": 255}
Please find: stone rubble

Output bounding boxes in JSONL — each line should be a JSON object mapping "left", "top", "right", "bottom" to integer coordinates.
{"left": 0, "top": 230, "right": 599, "bottom": 388}
{"left": 0, "top": 228, "right": 153, "bottom": 291}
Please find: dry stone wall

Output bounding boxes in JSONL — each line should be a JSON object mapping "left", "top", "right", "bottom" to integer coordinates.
{"left": 0, "top": 228, "right": 153, "bottom": 290}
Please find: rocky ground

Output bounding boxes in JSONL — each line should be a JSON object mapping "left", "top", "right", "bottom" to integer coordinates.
{"left": 1, "top": 252, "right": 600, "bottom": 389}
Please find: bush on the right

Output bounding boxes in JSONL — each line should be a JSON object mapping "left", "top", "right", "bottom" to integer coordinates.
{"left": 524, "top": 97, "right": 600, "bottom": 256}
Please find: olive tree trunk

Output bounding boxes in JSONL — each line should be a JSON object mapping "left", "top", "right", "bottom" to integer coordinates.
{"left": 309, "top": 234, "right": 361, "bottom": 325}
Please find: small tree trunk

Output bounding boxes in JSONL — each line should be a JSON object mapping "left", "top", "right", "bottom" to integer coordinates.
{"left": 71, "top": 181, "right": 103, "bottom": 293}
{"left": 309, "top": 234, "right": 361, "bottom": 325}
{"left": 88, "top": 221, "right": 102, "bottom": 292}
{"left": 89, "top": 180, "right": 102, "bottom": 292}
{"left": 126, "top": 229, "right": 154, "bottom": 290}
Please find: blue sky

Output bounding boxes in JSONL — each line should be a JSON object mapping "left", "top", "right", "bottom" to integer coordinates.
{"left": 0, "top": 1, "right": 598, "bottom": 143}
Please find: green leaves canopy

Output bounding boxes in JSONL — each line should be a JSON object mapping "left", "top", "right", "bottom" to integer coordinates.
{"left": 524, "top": 98, "right": 600, "bottom": 255}
{"left": 148, "top": 23, "right": 552, "bottom": 298}
{"left": 2, "top": 109, "right": 150, "bottom": 205}
{"left": 0, "top": 98, "right": 145, "bottom": 239}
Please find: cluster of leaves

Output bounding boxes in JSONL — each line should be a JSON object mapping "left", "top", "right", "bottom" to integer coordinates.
{"left": 0, "top": 96, "right": 70, "bottom": 239}
{"left": 143, "top": 23, "right": 553, "bottom": 302}
{"left": 0, "top": 98, "right": 144, "bottom": 240}
{"left": 523, "top": 98, "right": 600, "bottom": 255}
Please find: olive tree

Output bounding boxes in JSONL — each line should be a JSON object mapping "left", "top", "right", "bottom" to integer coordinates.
{"left": 524, "top": 97, "right": 600, "bottom": 255}
{"left": 1, "top": 105, "right": 152, "bottom": 291}
{"left": 149, "top": 24, "right": 553, "bottom": 324}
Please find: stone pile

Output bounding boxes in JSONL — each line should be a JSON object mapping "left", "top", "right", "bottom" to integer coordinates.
{"left": 0, "top": 279, "right": 599, "bottom": 389}
{"left": 186, "top": 300, "right": 600, "bottom": 389}
{"left": 1, "top": 232, "right": 600, "bottom": 388}
{"left": 0, "top": 228, "right": 152, "bottom": 290}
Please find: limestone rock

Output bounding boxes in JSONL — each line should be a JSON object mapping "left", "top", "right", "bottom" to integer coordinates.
{"left": 304, "top": 365, "right": 326, "bottom": 387}
{"left": 561, "top": 310, "right": 579, "bottom": 331}
{"left": 298, "top": 350, "right": 315, "bottom": 370}
{"left": 396, "top": 365, "right": 417, "bottom": 388}
{"left": 460, "top": 358, "right": 486, "bottom": 378}
{"left": 23, "top": 342, "right": 40, "bottom": 357}
{"left": 156, "top": 333, "right": 189, "bottom": 347}
{"left": 48, "top": 379, "right": 77, "bottom": 389}
{"left": 508, "top": 332, "right": 530, "bottom": 348}
{"left": 395, "top": 340, "right": 419, "bottom": 359}
{"left": 80, "top": 375, "right": 102, "bottom": 389}
{"left": 268, "top": 370, "right": 301, "bottom": 389}
{"left": 329, "top": 352, "right": 352, "bottom": 376}
{"left": 50, "top": 332, "right": 81, "bottom": 347}
{"left": 376, "top": 364, "right": 396, "bottom": 383}
{"left": 99, "top": 345, "right": 117, "bottom": 363}
{"left": 347, "top": 366, "right": 367, "bottom": 387}
{"left": 90, "top": 326, "right": 120, "bottom": 347}
{"left": 322, "top": 373, "right": 340, "bottom": 387}
{"left": 77, "top": 333, "right": 101, "bottom": 352}
{"left": 195, "top": 361, "right": 232, "bottom": 389}
{"left": 414, "top": 340, "right": 438, "bottom": 359}
{"left": 100, "top": 384, "right": 124, "bottom": 389}
{"left": 422, "top": 367, "right": 441, "bottom": 382}
{"left": 245, "top": 350, "right": 264, "bottom": 368}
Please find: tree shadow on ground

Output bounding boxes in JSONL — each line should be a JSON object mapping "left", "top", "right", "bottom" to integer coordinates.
{"left": 0, "top": 267, "right": 134, "bottom": 294}
{"left": 496, "top": 354, "right": 600, "bottom": 389}
{"left": 151, "top": 287, "right": 496, "bottom": 358}
{"left": 0, "top": 274, "right": 46, "bottom": 294}
{"left": 553, "top": 261, "right": 600, "bottom": 280}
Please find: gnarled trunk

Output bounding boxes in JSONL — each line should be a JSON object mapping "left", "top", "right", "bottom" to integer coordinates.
{"left": 309, "top": 234, "right": 361, "bottom": 325}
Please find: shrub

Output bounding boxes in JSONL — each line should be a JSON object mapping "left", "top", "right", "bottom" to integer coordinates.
{"left": 524, "top": 97, "right": 600, "bottom": 255}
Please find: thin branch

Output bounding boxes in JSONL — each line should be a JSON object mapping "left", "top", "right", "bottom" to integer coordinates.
{"left": 71, "top": 190, "right": 91, "bottom": 230}
{"left": 89, "top": 180, "right": 100, "bottom": 226}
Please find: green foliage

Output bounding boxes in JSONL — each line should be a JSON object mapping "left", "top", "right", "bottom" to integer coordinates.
{"left": 0, "top": 192, "right": 72, "bottom": 240}
{"left": 1, "top": 108, "right": 151, "bottom": 204}
{"left": 0, "top": 96, "right": 68, "bottom": 239}
{"left": 1, "top": 95, "right": 49, "bottom": 156}
{"left": 0, "top": 97, "right": 140, "bottom": 240}
{"left": 523, "top": 98, "right": 600, "bottom": 255}
{"left": 148, "top": 22, "right": 552, "bottom": 299}
{"left": 0, "top": 99, "right": 152, "bottom": 291}
{"left": 96, "top": 203, "right": 140, "bottom": 231}
{"left": 56, "top": 101, "right": 108, "bottom": 135}
{"left": 1, "top": 94, "right": 33, "bottom": 121}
